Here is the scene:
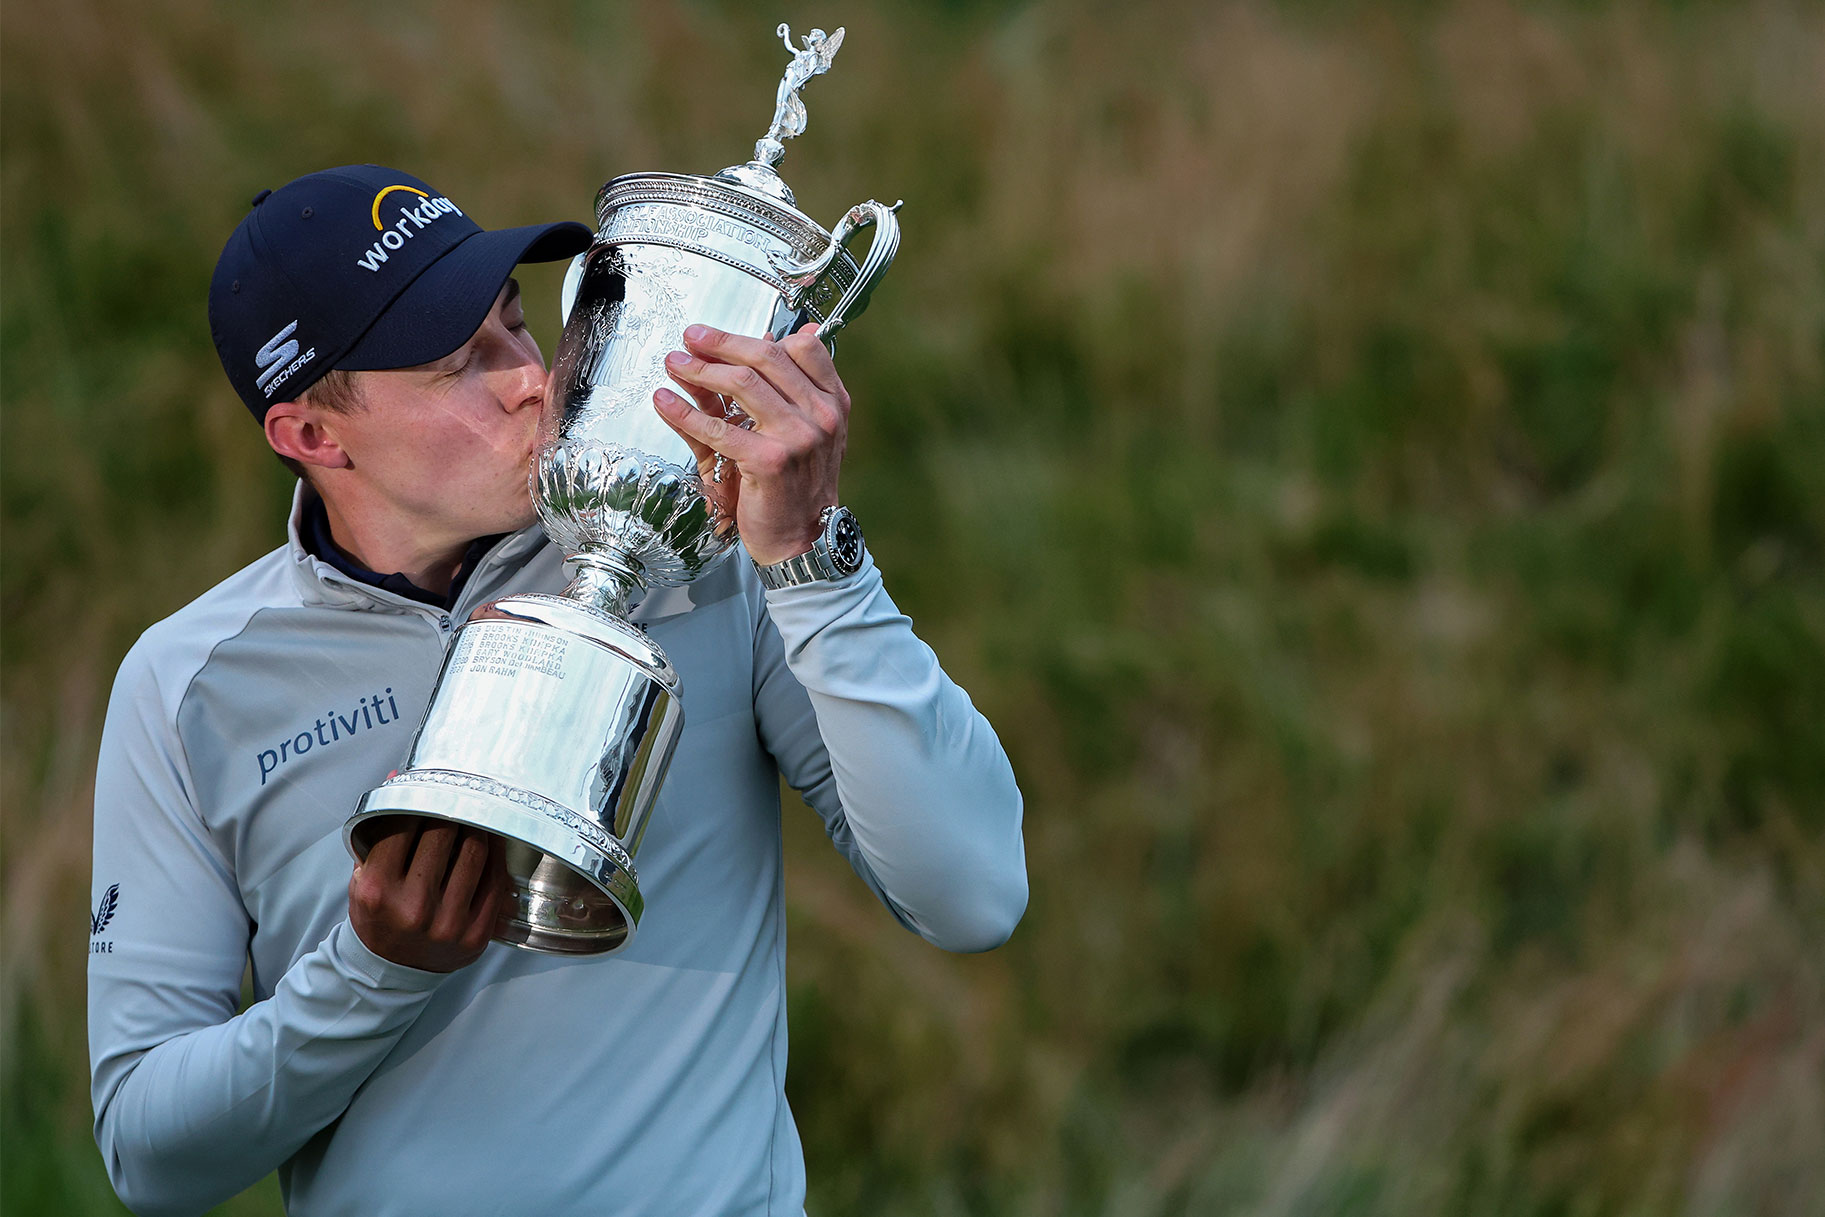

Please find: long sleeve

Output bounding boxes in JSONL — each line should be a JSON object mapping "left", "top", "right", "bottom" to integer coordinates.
{"left": 87, "top": 642, "right": 445, "bottom": 1217}
{"left": 752, "top": 554, "right": 1028, "bottom": 952}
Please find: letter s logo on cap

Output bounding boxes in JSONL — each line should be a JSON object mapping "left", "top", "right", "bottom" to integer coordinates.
{"left": 254, "top": 321, "right": 301, "bottom": 393}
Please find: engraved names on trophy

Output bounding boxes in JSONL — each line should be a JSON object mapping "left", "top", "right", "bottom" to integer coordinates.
{"left": 448, "top": 625, "right": 570, "bottom": 680}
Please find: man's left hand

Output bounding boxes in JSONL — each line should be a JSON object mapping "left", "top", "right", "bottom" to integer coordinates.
{"left": 652, "top": 322, "right": 848, "bottom": 567}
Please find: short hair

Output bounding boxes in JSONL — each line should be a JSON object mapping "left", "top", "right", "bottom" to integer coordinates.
{"left": 275, "top": 369, "right": 364, "bottom": 480}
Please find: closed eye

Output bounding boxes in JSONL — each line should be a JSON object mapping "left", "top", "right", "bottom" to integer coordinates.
{"left": 501, "top": 277, "right": 525, "bottom": 331}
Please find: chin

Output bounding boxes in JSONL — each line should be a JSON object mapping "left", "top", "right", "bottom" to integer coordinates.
{"left": 499, "top": 498, "right": 542, "bottom": 535}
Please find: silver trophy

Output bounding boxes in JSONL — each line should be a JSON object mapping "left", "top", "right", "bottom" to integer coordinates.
{"left": 343, "top": 22, "right": 900, "bottom": 955}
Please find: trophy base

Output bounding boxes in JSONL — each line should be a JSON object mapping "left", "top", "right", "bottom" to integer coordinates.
{"left": 349, "top": 771, "right": 646, "bottom": 956}
{"left": 344, "top": 592, "right": 682, "bottom": 956}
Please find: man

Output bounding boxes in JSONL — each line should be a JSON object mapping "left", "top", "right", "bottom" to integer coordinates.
{"left": 88, "top": 164, "right": 1026, "bottom": 1216}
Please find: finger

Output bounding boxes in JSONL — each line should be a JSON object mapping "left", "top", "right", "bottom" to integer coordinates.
{"left": 471, "top": 835, "right": 511, "bottom": 920}
{"left": 778, "top": 325, "right": 847, "bottom": 433}
{"left": 460, "top": 852, "right": 509, "bottom": 954}
{"left": 653, "top": 390, "right": 743, "bottom": 528}
{"left": 784, "top": 322, "right": 844, "bottom": 397}
{"left": 660, "top": 370, "right": 733, "bottom": 419}
{"left": 653, "top": 387, "right": 774, "bottom": 463}
{"left": 360, "top": 815, "right": 424, "bottom": 880}
{"left": 464, "top": 841, "right": 512, "bottom": 948}
{"left": 657, "top": 381, "right": 736, "bottom": 458}
{"left": 403, "top": 821, "right": 461, "bottom": 914}
{"left": 683, "top": 323, "right": 826, "bottom": 409}
{"left": 653, "top": 388, "right": 719, "bottom": 469}
{"left": 664, "top": 347, "right": 798, "bottom": 428}
{"left": 433, "top": 829, "right": 493, "bottom": 936}
{"left": 470, "top": 842, "right": 514, "bottom": 948}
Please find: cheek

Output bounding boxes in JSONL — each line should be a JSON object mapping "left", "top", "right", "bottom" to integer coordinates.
{"left": 438, "top": 412, "right": 524, "bottom": 462}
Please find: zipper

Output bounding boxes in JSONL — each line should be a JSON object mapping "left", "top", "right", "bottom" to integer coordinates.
{"left": 450, "top": 527, "right": 542, "bottom": 622}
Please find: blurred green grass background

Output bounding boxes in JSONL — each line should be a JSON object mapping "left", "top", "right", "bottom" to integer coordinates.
{"left": 5, "top": 0, "right": 1824, "bottom": 1213}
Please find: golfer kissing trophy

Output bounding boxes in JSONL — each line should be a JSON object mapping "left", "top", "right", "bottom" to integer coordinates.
{"left": 344, "top": 22, "right": 900, "bottom": 954}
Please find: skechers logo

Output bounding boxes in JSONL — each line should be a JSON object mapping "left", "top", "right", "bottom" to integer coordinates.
{"left": 254, "top": 320, "right": 317, "bottom": 398}
{"left": 258, "top": 688, "right": 401, "bottom": 786}
{"left": 354, "top": 186, "right": 464, "bottom": 272}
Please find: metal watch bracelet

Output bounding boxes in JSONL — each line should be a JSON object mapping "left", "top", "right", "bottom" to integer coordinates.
{"left": 755, "top": 546, "right": 841, "bottom": 589}
{"left": 753, "top": 505, "right": 864, "bottom": 589}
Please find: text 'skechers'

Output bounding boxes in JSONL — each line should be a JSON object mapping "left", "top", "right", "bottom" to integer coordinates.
{"left": 344, "top": 22, "right": 902, "bottom": 954}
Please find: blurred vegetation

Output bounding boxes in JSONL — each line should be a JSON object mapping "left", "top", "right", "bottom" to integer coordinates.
{"left": 5, "top": 0, "right": 1824, "bottom": 1213}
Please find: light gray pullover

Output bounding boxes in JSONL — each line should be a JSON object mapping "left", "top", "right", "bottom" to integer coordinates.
{"left": 88, "top": 489, "right": 1026, "bottom": 1216}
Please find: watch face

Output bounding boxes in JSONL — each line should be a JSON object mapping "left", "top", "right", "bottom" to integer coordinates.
{"left": 828, "top": 510, "right": 865, "bottom": 573}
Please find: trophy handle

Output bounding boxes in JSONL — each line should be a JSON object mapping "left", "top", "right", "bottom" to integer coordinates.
{"left": 773, "top": 199, "right": 902, "bottom": 344}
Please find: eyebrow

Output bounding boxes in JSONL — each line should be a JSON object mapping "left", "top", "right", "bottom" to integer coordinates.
{"left": 424, "top": 278, "right": 524, "bottom": 374}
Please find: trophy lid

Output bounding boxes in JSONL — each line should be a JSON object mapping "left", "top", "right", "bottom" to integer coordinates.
{"left": 709, "top": 23, "right": 846, "bottom": 208}
{"left": 594, "top": 22, "right": 852, "bottom": 253}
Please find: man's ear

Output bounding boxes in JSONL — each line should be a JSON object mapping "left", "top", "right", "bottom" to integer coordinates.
{"left": 265, "top": 399, "right": 352, "bottom": 472}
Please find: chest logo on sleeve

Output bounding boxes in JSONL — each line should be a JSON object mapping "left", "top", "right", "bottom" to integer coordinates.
{"left": 257, "top": 688, "right": 402, "bottom": 786}
{"left": 91, "top": 883, "right": 119, "bottom": 954}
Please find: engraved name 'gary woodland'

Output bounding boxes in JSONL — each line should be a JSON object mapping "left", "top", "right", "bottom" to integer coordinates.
{"left": 258, "top": 689, "right": 401, "bottom": 786}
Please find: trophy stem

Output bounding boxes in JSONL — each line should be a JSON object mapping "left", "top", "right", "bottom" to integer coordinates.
{"left": 562, "top": 551, "right": 644, "bottom": 617}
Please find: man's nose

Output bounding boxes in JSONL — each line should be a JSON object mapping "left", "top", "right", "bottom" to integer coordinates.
{"left": 495, "top": 344, "right": 546, "bottom": 413}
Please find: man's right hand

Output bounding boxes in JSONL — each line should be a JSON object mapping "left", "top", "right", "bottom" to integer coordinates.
{"left": 348, "top": 816, "right": 509, "bottom": 972}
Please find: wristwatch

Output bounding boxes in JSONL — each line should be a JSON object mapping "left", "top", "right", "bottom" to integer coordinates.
{"left": 753, "top": 506, "right": 867, "bottom": 589}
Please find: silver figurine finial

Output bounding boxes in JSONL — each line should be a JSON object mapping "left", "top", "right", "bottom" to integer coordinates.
{"left": 755, "top": 23, "right": 844, "bottom": 168}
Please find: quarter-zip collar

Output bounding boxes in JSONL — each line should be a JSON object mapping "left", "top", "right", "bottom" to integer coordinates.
{"left": 279, "top": 482, "right": 732, "bottom": 625}
{"left": 299, "top": 490, "right": 503, "bottom": 610}
{"left": 283, "top": 482, "right": 546, "bottom": 615}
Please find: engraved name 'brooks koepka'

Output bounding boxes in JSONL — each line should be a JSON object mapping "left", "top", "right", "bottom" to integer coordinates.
{"left": 257, "top": 689, "right": 401, "bottom": 786}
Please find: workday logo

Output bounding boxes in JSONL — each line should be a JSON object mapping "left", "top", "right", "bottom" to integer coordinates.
{"left": 254, "top": 320, "right": 317, "bottom": 399}
{"left": 355, "top": 185, "right": 464, "bottom": 273}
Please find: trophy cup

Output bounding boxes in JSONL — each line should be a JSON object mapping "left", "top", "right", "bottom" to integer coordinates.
{"left": 343, "top": 22, "right": 900, "bottom": 955}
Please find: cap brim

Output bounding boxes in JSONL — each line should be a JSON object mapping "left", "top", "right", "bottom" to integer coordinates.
{"left": 336, "top": 220, "right": 592, "bottom": 371}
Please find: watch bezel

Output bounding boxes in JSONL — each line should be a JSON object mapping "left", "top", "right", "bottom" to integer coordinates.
{"left": 822, "top": 506, "right": 865, "bottom": 576}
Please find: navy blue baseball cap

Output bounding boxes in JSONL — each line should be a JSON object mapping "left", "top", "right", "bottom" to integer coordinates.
{"left": 209, "top": 164, "right": 592, "bottom": 420}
